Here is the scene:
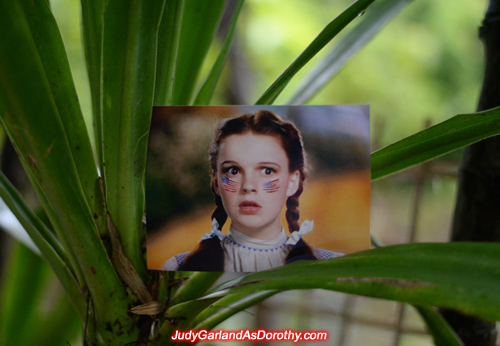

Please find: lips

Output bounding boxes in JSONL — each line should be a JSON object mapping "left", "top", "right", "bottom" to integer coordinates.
{"left": 239, "top": 200, "right": 262, "bottom": 213}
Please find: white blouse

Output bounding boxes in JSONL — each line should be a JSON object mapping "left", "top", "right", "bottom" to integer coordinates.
{"left": 223, "top": 228, "right": 292, "bottom": 272}
{"left": 161, "top": 220, "right": 343, "bottom": 272}
{"left": 162, "top": 227, "right": 292, "bottom": 272}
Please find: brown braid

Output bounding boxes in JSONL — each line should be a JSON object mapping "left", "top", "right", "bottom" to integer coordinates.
{"left": 284, "top": 175, "right": 316, "bottom": 263}
{"left": 211, "top": 194, "right": 228, "bottom": 229}
{"left": 180, "top": 193, "right": 227, "bottom": 271}
{"left": 285, "top": 184, "right": 303, "bottom": 234}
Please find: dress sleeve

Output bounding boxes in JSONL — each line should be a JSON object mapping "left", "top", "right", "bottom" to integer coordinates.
{"left": 312, "top": 248, "right": 344, "bottom": 260}
{"left": 161, "top": 256, "right": 180, "bottom": 271}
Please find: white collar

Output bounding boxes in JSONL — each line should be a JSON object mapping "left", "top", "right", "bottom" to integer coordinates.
{"left": 227, "top": 227, "right": 288, "bottom": 249}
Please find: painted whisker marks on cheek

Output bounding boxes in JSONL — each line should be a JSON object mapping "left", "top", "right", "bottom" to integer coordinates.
{"left": 221, "top": 176, "right": 238, "bottom": 192}
{"left": 263, "top": 179, "right": 280, "bottom": 193}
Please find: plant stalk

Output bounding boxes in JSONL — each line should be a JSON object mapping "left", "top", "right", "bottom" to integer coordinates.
{"left": 441, "top": 1, "right": 500, "bottom": 344}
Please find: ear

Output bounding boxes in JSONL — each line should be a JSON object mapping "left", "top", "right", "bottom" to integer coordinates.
{"left": 212, "top": 172, "right": 220, "bottom": 195}
{"left": 286, "top": 170, "right": 300, "bottom": 197}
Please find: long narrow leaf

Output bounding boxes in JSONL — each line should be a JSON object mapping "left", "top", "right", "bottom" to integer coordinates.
{"left": 288, "top": 0, "right": 412, "bottom": 105}
{"left": 0, "top": 171, "right": 85, "bottom": 318}
{"left": 193, "top": 0, "right": 245, "bottom": 105}
{"left": 155, "top": 0, "right": 185, "bottom": 106}
{"left": 191, "top": 291, "right": 278, "bottom": 330}
{"left": 366, "top": 236, "right": 461, "bottom": 346}
{"left": 155, "top": 297, "right": 221, "bottom": 346}
{"left": 172, "top": 0, "right": 227, "bottom": 105}
{"left": 101, "top": 0, "right": 166, "bottom": 279}
{"left": 24, "top": 286, "right": 82, "bottom": 346}
{"left": 0, "top": 242, "right": 51, "bottom": 346}
{"left": 371, "top": 107, "right": 500, "bottom": 180}
{"left": 0, "top": 244, "right": 82, "bottom": 346}
{"left": 0, "top": 200, "right": 39, "bottom": 255}
{"left": 0, "top": 171, "right": 65, "bottom": 261}
{"left": 204, "top": 243, "right": 500, "bottom": 322}
{"left": 0, "top": 3, "right": 137, "bottom": 343}
{"left": 1, "top": 0, "right": 102, "bottom": 287}
{"left": 414, "top": 305, "right": 464, "bottom": 346}
{"left": 169, "top": 271, "right": 223, "bottom": 306}
{"left": 255, "top": 0, "right": 376, "bottom": 105}
{"left": 80, "top": 0, "right": 105, "bottom": 171}
{"left": 20, "top": 0, "right": 106, "bottom": 237}
{"left": 0, "top": 1, "right": 89, "bottom": 284}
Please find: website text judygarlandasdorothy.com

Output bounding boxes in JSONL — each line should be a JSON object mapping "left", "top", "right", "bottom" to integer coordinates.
{"left": 171, "top": 329, "right": 329, "bottom": 343}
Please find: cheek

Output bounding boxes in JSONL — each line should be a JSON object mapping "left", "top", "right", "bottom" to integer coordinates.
{"left": 263, "top": 178, "right": 280, "bottom": 193}
{"left": 221, "top": 176, "right": 239, "bottom": 193}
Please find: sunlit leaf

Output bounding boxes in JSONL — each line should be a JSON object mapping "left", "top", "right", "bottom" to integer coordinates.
{"left": 371, "top": 107, "right": 500, "bottom": 180}
{"left": 80, "top": 0, "right": 105, "bottom": 168}
{"left": 288, "top": 0, "right": 412, "bottom": 105}
{"left": 194, "top": 0, "right": 245, "bottom": 105}
{"left": 255, "top": 0, "right": 376, "bottom": 105}
{"left": 101, "top": 0, "right": 166, "bottom": 278}
{"left": 155, "top": 0, "right": 185, "bottom": 106}
{"left": 172, "top": 0, "right": 227, "bottom": 105}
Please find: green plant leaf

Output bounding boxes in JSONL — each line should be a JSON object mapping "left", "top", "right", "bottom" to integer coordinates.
{"left": 155, "top": 297, "right": 221, "bottom": 345}
{"left": 155, "top": 272, "right": 224, "bottom": 344}
{"left": 24, "top": 288, "right": 82, "bottom": 346}
{"left": 191, "top": 291, "right": 278, "bottom": 330}
{"left": 193, "top": 0, "right": 245, "bottom": 105}
{"left": 101, "top": 0, "right": 166, "bottom": 278}
{"left": 0, "top": 171, "right": 85, "bottom": 318}
{"left": 204, "top": 243, "right": 500, "bottom": 322}
{"left": 20, "top": 0, "right": 106, "bottom": 237}
{"left": 371, "top": 107, "right": 500, "bottom": 180}
{"left": 0, "top": 171, "right": 64, "bottom": 262}
{"left": 366, "top": 236, "right": 461, "bottom": 345}
{"left": 0, "top": 241, "right": 82, "bottom": 346}
{"left": 414, "top": 305, "right": 464, "bottom": 346}
{"left": 80, "top": 0, "right": 105, "bottom": 170}
{"left": 0, "top": 0, "right": 95, "bottom": 288}
{"left": 169, "top": 271, "right": 224, "bottom": 306}
{"left": 0, "top": 3, "right": 139, "bottom": 343}
{"left": 255, "top": 0, "right": 375, "bottom": 105}
{"left": 172, "top": 0, "right": 227, "bottom": 105}
{"left": 0, "top": 242, "right": 51, "bottom": 346}
{"left": 288, "top": 0, "right": 412, "bottom": 105}
{"left": 154, "top": 0, "right": 185, "bottom": 106}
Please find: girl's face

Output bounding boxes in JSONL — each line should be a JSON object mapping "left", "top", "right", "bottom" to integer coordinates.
{"left": 213, "top": 132, "right": 300, "bottom": 240}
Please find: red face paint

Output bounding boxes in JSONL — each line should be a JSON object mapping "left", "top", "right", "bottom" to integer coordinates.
{"left": 221, "top": 176, "right": 238, "bottom": 192}
{"left": 263, "top": 178, "right": 280, "bottom": 193}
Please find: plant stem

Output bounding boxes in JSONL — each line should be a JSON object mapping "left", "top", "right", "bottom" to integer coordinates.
{"left": 442, "top": 1, "right": 500, "bottom": 344}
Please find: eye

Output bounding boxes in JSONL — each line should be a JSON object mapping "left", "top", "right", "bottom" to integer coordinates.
{"left": 262, "top": 167, "right": 275, "bottom": 175}
{"left": 224, "top": 166, "right": 239, "bottom": 176}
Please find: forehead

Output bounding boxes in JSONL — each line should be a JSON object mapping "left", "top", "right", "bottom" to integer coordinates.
{"left": 218, "top": 132, "right": 288, "bottom": 164}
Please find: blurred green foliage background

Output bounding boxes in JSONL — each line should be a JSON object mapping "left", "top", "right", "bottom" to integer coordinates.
{"left": 50, "top": 0, "right": 487, "bottom": 150}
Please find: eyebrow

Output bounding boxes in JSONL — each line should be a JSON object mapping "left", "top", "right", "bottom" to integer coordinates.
{"left": 258, "top": 161, "right": 280, "bottom": 166}
{"left": 220, "top": 160, "right": 238, "bottom": 166}
{"left": 220, "top": 160, "right": 282, "bottom": 169}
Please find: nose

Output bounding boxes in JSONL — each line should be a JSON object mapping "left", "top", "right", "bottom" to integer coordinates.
{"left": 241, "top": 174, "right": 257, "bottom": 193}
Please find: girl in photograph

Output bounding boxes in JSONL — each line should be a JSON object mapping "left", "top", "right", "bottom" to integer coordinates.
{"left": 162, "top": 110, "right": 343, "bottom": 272}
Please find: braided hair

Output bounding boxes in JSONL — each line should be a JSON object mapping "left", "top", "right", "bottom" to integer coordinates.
{"left": 179, "top": 110, "right": 316, "bottom": 271}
